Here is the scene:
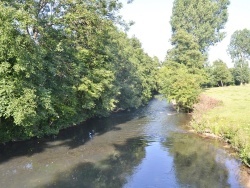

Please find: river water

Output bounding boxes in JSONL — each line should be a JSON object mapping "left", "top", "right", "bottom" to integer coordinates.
{"left": 0, "top": 97, "right": 248, "bottom": 188}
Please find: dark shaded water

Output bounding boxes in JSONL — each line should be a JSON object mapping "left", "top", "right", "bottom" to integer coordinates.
{"left": 0, "top": 97, "right": 247, "bottom": 187}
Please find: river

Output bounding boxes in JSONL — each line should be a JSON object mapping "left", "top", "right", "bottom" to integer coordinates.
{"left": 0, "top": 97, "right": 248, "bottom": 188}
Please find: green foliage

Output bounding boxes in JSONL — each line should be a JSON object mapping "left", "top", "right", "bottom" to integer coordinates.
{"left": 171, "top": 0, "right": 230, "bottom": 53}
{"left": 231, "top": 62, "right": 250, "bottom": 85}
{"left": 212, "top": 59, "right": 233, "bottom": 87}
{"left": 203, "top": 65, "right": 217, "bottom": 87}
{"left": 166, "top": 29, "right": 205, "bottom": 74}
{"left": 228, "top": 29, "right": 250, "bottom": 85}
{"left": 104, "top": 32, "right": 158, "bottom": 110}
{"left": 0, "top": 1, "right": 157, "bottom": 142}
{"left": 228, "top": 29, "right": 250, "bottom": 62}
{"left": 159, "top": 0, "right": 230, "bottom": 112}
{"left": 157, "top": 63, "right": 202, "bottom": 112}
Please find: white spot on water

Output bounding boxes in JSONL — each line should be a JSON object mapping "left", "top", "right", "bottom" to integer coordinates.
{"left": 24, "top": 163, "right": 33, "bottom": 170}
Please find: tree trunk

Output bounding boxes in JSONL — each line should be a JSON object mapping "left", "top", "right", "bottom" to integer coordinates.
{"left": 220, "top": 80, "right": 224, "bottom": 87}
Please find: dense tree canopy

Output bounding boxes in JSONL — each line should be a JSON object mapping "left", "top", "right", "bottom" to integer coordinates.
{"left": 171, "top": 0, "right": 230, "bottom": 54}
{"left": 0, "top": 0, "right": 158, "bottom": 142}
{"left": 166, "top": 29, "right": 205, "bottom": 74}
{"left": 157, "top": 63, "right": 201, "bottom": 112}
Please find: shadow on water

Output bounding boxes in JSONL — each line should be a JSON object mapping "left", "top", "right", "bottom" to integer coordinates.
{"left": 0, "top": 107, "right": 146, "bottom": 164}
{"left": 0, "top": 97, "right": 247, "bottom": 188}
{"left": 40, "top": 136, "right": 149, "bottom": 188}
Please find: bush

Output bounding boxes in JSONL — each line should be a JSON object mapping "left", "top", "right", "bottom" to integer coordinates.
{"left": 157, "top": 64, "right": 202, "bottom": 112}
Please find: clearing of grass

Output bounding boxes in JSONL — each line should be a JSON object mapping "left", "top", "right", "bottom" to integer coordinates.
{"left": 191, "top": 85, "right": 250, "bottom": 166}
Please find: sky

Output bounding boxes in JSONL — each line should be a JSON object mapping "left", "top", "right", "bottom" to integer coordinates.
{"left": 119, "top": 0, "right": 250, "bottom": 67}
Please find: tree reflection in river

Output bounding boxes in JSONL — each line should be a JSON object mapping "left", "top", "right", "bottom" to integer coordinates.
{"left": 42, "top": 137, "right": 148, "bottom": 188}
{"left": 0, "top": 97, "right": 246, "bottom": 188}
{"left": 165, "top": 133, "right": 232, "bottom": 188}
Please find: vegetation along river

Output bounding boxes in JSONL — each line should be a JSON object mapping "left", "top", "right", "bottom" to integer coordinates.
{"left": 0, "top": 97, "right": 248, "bottom": 188}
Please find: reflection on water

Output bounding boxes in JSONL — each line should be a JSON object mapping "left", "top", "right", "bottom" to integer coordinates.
{"left": 42, "top": 137, "right": 148, "bottom": 188}
{"left": 124, "top": 134, "right": 244, "bottom": 188}
{"left": 166, "top": 133, "right": 234, "bottom": 188}
{"left": 0, "top": 97, "right": 247, "bottom": 187}
{"left": 124, "top": 141, "right": 178, "bottom": 188}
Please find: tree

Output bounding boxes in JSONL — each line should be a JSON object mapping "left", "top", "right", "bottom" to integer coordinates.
{"left": 159, "top": 0, "right": 230, "bottom": 111}
{"left": 212, "top": 60, "right": 233, "bottom": 87}
{"left": 228, "top": 29, "right": 250, "bottom": 85}
{"left": 106, "top": 33, "right": 158, "bottom": 110}
{"left": 171, "top": 0, "right": 230, "bottom": 54}
{"left": 157, "top": 63, "right": 202, "bottom": 112}
{"left": 0, "top": 2, "right": 47, "bottom": 140}
{"left": 0, "top": 0, "right": 158, "bottom": 142}
{"left": 228, "top": 29, "right": 250, "bottom": 61}
{"left": 166, "top": 29, "right": 205, "bottom": 75}
{"left": 231, "top": 62, "right": 250, "bottom": 85}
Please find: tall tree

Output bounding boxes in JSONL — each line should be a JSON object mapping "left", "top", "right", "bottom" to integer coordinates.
{"left": 166, "top": 29, "right": 205, "bottom": 74}
{"left": 158, "top": 0, "right": 230, "bottom": 111}
{"left": 228, "top": 29, "right": 250, "bottom": 85}
{"left": 171, "top": 0, "right": 230, "bottom": 54}
{"left": 228, "top": 29, "right": 250, "bottom": 61}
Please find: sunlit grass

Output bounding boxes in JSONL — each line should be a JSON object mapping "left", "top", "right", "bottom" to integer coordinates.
{"left": 191, "top": 85, "right": 250, "bottom": 166}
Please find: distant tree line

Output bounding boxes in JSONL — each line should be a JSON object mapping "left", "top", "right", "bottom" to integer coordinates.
{"left": 0, "top": 0, "right": 159, "bottom": 142}
{"left": 157, "top": 0, "right": 250, "bottom": 112}
{"left": 205, "top": 29, "right": 250, "bottom": 87}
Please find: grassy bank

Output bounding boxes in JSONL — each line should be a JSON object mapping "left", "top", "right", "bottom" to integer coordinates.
{"left": 191, "top": 85, "right": 250, "bottom": 166}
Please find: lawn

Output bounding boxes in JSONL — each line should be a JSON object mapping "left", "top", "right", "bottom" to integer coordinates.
{"left": 191, "top": 85, "right": 250, "bottom": 166}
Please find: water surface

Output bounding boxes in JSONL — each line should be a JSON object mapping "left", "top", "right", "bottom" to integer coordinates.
{"left": 0, "top": 97, "right": 247, "bottom": 187}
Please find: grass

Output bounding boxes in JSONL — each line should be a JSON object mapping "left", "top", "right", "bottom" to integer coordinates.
{"left": 190, "top": 85, "right": 250, "bottom": 166}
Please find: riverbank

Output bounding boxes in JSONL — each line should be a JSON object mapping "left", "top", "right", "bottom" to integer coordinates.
{"left": 190, "top": 85, "right": 250, "bottom": 167}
